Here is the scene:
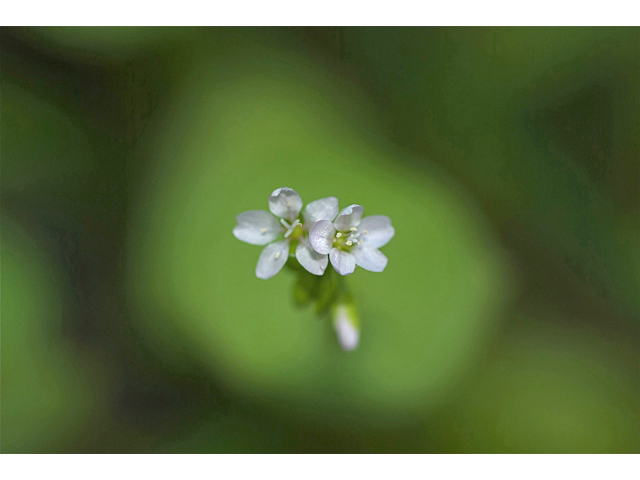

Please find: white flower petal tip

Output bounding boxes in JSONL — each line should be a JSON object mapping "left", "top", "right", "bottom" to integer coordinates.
{"left": 303, "top": 196, "right": 339, "bottom": 225}
{"left": 295, "top": 241, "right": 328, "bottom": 276}
{"left": 333, "top": 304, "right": 360, "bottom": 351}
{"left": 255, "top": 241, "right": 289, "bottom": 279}
{"left": 358, "top": 215, "right": 395, "bottom": 248}
{"left": 309, "top": 220, "right": 336, "bottom": 255}
{"left": 329, "top": 249, "right": 356, "bottom": 276}
{"left": 268, "top": 187, "right": 303, "bottom": 222}
{"left": 233, "top": 210, "right": 283, "bottom": 245}
{"left": 353, "top": 246, "right": 388, "bottom": 272}
{"left": 334, "top": 204, "right": 364, "bottom": 231}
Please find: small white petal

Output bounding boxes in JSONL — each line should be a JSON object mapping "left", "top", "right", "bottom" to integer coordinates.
{"left": 303, "top": 196, "right": 339, "bottom": 225}
{"left": 334, "top": 204, "right": 364, "bottom": 231}
{"left": 353, "top": 246, "right": 388, "bottom": 272}
{"left": 268, "top": 187, "right": 303, "bottom": 222}
{"left": 329, "top": 248, "right": 356, "bottom": 276}
{"left": 233, "top": 210, "right": 283, "bottom": 245}
{"left": 295, "top": 241, "right": 328, "bottom": 276}
{"left": 255, "top": 241, "right": 289, "bottom": 279}
{"left": 334, "top": 305, "right": 359, "bottom": 351}
{"left": 358, "top": 215, "right": 395, "bottom": 248}
{"left": 309, "top": 220, "right": 336, "bottom": 254}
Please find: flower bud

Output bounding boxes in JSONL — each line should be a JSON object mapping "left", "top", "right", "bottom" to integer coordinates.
{"left": 332, "top": 302, "right": 360, "bottom": 351}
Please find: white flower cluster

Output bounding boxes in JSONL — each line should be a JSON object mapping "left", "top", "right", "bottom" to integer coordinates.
{"left": 233, "top": 187, "right": 395, "bottom": 279}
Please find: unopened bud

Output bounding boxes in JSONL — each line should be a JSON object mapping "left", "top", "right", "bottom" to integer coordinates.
{"left": 332, "top": 302, "right": 360, "bottom": 351}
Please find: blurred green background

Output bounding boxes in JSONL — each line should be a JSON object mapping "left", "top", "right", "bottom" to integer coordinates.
{"left": 1, "top": 27, "right": 638, "bottom": 453}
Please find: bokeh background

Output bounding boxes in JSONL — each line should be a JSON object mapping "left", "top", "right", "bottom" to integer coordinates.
{"left": 1, "top": 27, "right": 638, "bottom": 453}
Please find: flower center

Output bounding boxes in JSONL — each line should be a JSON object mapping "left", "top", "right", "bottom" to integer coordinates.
{"left": 333, "top": 226, "right": 366, "bottom": 251}
{"left": 281, "top": 218, "right": 304, "bottom": 240}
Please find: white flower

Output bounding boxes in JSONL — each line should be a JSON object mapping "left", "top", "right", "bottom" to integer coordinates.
{"left": 233, "top": 187, "right": 339, "bottom": 279}
{"left": 309, "top": 204, "right": 394, "bottom": 276}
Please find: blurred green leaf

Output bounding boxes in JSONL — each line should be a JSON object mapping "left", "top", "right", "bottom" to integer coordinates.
{"left": 1, "top": 81, "right": 96, "bottom": 196}
{"left": 1, "top": 218, "right": 95, "bottom": 453}
{"left": 13, "top": 27, "right": 196, "bottom": 61}
{"left": 427, "top": 318, "right": 639, "bottom": 453}
{"left": 126, "top": 41, "right": 508, "bottom": 425}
